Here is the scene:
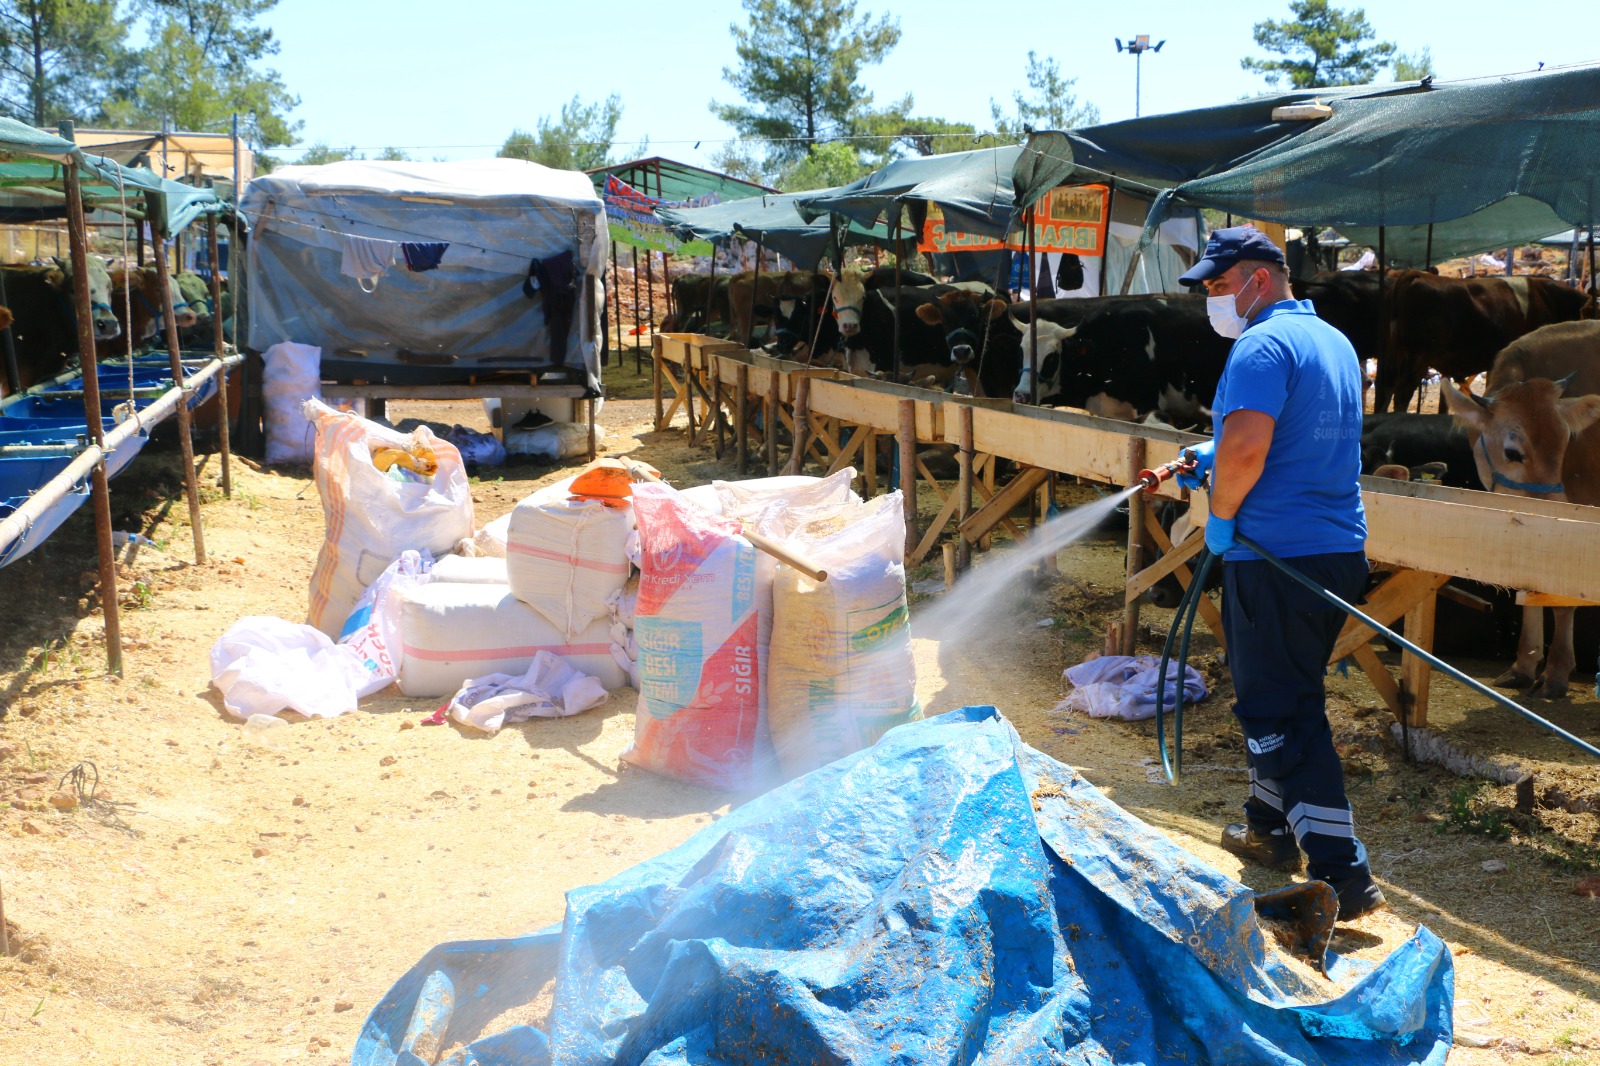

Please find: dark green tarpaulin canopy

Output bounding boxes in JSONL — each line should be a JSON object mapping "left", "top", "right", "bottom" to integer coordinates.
{"left": 794, "top": 145, "right": 1022, "bottom": 239}
{"left": 656, "top": 188, "right": 893, "bottom": 266}
{"left": 1016, "top": 63, "right": 1600, "bottom": 267}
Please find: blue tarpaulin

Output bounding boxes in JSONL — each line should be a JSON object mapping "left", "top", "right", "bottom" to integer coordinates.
{"left": 354, "top": 707, "right": 1453, "bottom": 1065}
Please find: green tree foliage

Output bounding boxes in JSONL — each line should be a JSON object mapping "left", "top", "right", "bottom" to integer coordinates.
{"left": 498, "top": 94, "right": 622, "bottom": 172}
{"left": 989, "top": 52, "right": 1099, "bottom": 140}
{"left": 375, "top": 146, "right": 410, "bottom": 161}
{"left": 777, "top": 140, "right": 871, "bottom": 191}
{"left": 294, "top": 142, "right": 357, "bottom": 165}
{"left": 0, "top": 0, "right": 128, "bottom": 125}
{"left": 712, "top": 0, "right": 901, "bottom": 171}
{"left": 708, "top": 140, "right": 771, "bottom": 186}
{"left": 1241, "top": 0, "right": 1396, "bottom": 89}
{"left": 100, "top": 0, "right": 299, "bottom": 146}
{"left": 1392, "top": 47, "right": 1434, "bottom": 82}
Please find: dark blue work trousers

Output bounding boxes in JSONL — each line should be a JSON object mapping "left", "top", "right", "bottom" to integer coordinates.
{"left": 1221, "top": 550, "right": 1372, "bottom": 886}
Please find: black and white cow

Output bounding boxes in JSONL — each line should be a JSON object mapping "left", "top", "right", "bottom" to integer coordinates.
{"left": 1012, "top": 293, "right": 1228, "bottom": 428}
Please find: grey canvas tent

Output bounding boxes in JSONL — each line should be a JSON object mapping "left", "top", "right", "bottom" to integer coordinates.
{"left": 239, "top": 159, "right": 606, "bottom": 389}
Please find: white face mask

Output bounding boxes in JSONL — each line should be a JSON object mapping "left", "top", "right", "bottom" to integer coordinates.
{"left": 1207, "top": 275, "right": 1263, "bottom": 339}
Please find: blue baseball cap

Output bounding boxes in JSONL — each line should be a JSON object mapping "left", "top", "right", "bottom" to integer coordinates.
{"left": 1179, "top": 225, "right": 1287, "bottom": 287}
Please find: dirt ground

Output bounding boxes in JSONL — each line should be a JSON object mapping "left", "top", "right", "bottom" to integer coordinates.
{"left": 2, "top": 355, "right": 1598, "bottom": 1065}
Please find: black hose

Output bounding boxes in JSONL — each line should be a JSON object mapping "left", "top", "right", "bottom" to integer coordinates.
{"left": 1234, "top": 532, "right": 1600, "bottom": 763}
{"left": 1154, "top": 546, "right": 1217, "bottom": 784}
{"left": 1152, "top": 532, "right": 1600, "bottom": 785}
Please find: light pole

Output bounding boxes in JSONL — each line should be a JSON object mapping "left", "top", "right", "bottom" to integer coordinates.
{"left": 1115, "top": 35, "right": 1166, "bottom": 118}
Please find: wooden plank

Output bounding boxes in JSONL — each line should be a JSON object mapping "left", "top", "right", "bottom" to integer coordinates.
{"left": 914, "top": 456, "right": 950, "bottom": 507}
{"left": 910, "top": 482, "right": 964, "bottom": 566}
{"left": 1123, "top": 524, "right": 1206, "bottom": 603}
{"left": 1516, "top": 591, "right": 1600, "bottom": 608}
{"left": 959, "top": 466, "right": 1049, "bottom": 542}
{"left": 1133, "top": 508, "right": 1226, "bottom": 651}
{"left": 1328, "top": 570, "right": 1452, "bottom": 664}
{"left": 1400, "top": 590, "right": 1438, "bottom": 727}
{"left": 1361, "top": 490, "right": 1600, "bottom": 601}
{"left": 1352, "top": 642, "right": 1404, "bottom": 720}
{"left": 968, "top": 405, "right": 1190, "bottom": 499}
{"left": 969, "top": 458, "right": 1025, "bottom": 541}
{"left": 335, "top": 383, "right": 589, "bottom": 400}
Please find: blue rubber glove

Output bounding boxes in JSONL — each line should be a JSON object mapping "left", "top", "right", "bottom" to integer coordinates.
{"left": 1176, "top": 439, "right": 1216, "bottom": 491}
{"left": 1205, "top": 514, "right": 1237, "bottom": 556}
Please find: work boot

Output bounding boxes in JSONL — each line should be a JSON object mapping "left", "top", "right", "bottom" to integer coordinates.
{"left": 1220, "top": 822, "right": 1303, "bottom": 872}
{"left": 1326, "top": 873, "right": 1387, "bottom": 921}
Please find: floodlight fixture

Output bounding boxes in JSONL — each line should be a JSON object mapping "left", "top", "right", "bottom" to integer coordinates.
{"left": 1117, "top": 35, "right": 1167, "bottom": 116}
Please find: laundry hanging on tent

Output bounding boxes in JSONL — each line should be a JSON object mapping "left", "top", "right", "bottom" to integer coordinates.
{"left": 340, "top": 235, "right": 399, "bottom": 292}
{"left": 523, "top": 250, "right": 578, "bottom": 359}
{"left": 401, "top": 241, "right": 449, "bottom": 272}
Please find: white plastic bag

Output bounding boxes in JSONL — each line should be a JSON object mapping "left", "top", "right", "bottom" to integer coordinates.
{"left": 336, "top": 550, "right": 433, "bottom": 697}
{"left": 304, "top": 400, "right": 475, "bottom": 636}
{"left": 446, "top": 652, "right": 608, "bottom": 733}
{"left": 503, "top": 421, "right": 593, "bottom": 460}
{"left": 712, "top": 469, "right": 859, "bottom": 519}
{"left": 263, "top": 342, "right": 322, "bottom": 464}
{"left": 474, "top": 512, "right": 512, "bottom": 558}
{"left": 210, "top": 616, "right": 368, "bottom": 719}
{"left": 766, "top": 492, "right": 920, "bottom": 779}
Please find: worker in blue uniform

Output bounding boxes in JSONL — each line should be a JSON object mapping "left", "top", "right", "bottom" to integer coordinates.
{"left": 1177, "top": 226, "right": 1385, "bottom": 921}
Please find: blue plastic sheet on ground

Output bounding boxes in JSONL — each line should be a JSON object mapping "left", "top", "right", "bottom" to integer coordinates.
{"left": 354, "top": 707, "right": 1453, "bottom": 1065}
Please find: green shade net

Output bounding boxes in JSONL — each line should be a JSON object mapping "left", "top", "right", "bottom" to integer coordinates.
{"left": 1016, "top": 63, "right": 1600, "bottom": 268}
{"left": 657, "top": 188, "right": 893, "bottom": 267}
{"left": 589, "top": 157, "right": 774, "bottom": 252}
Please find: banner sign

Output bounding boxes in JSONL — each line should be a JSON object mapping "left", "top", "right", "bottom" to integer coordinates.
{"left": 919, "top": 184, "right": 1110, "bottom": 257}
{"left": 602, "top": 174, "right": 717, "bottom": 253}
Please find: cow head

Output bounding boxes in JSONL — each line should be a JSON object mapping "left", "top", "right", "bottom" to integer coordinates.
{"left": 830, "top": 266, "right": 868, "bottom": 338}
{"left": 48, "top": 256, "right": 121, "bottom": 341}
{"left": 1443, "top": 374, "right": 1600, "bottom": 501}
{"left": 915, "top": 290, "right": 1006, "bottom": 366}
{"left": 175, "top": 272, "right": 213, "bottom": 322}
{"left": 165, "top": 271, "right": 199, "bottom": 330}
{"left": 1011, "top": 312, "right": 1076, "bottom": 405}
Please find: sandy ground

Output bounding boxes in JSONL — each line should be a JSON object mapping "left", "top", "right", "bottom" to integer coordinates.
{"left": 1, "top": 356, "right": 1598, "bottom": 1064}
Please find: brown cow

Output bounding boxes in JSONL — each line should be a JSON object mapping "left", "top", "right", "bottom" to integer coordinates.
{"left": 2, "top": 258, "right": 121, "bottom": 395}
{"left": 726, "top": 269, "right": 815, "bottom": 347}
{"left": 98, "top": 265, "right": 198, "bottom": 358}
{"left": 1384, "top": 272, "right": 1589, "bottom": 413}
{"left": 1442, "top": 319, "right": 1600, "bottom": 696}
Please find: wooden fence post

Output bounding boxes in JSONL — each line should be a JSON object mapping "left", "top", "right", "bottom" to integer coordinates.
{"left": 152, "top": 236, "right": 207, "bottom": 564}
{"left": 957, "top": 404, "right": 974, "bottom": 572}
{"left": 206, "top": 215, "right": 232, "bottom": 498}
{"left": 735, "top": 364, "right": 749, "bottom": 474}
{"left": 898, "top": 399, "right": 917, "bottom": 559}
{"left": 1122, "top": 438, "right": 1146, "bottom": 655}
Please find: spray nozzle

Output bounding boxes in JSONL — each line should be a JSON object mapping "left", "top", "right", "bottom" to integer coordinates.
{"left": 1136, "top": 452, "right": 1201, "bottom": 494}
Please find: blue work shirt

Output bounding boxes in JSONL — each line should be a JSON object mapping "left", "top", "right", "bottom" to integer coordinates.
{"left": 1211, "top": 299, "right": 1366, "bottom": 561}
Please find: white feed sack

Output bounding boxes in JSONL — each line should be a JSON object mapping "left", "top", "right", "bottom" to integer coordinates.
{"left": 506, "top": 484, "right": 633, "bottom": 638}
{"left": 395, "top": 581, "right": 625, "bottom": 697}
{"left": 430, "top": 555, "right": 510, "bottom": 585}
{"left": 303, "top": 400, "right": 475, "bottom": 637}
{"left": 262, "top": 342, "right": 322, "bottom": 464}
{"left": 766, "top": 491, "right": 921, "bottom": 780}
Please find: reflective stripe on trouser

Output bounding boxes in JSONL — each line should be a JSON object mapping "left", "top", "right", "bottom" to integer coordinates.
{"left": 1224, "top": 552, "right": 1372, "bottom": 883}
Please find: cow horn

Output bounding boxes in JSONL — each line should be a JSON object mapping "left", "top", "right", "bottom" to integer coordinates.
{"left": 1470, "top": 391, "right": 1494, "bottom": 409}
{"left": 1554, "top": 371, "right": 1577, "bottom": 395}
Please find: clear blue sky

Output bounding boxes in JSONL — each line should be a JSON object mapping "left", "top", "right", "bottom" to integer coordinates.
{"left": 264, "top": 0, "right": 1600, "bottom": 168}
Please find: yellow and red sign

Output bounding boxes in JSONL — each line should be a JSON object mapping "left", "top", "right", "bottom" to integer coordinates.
{"left": 918, "top": 184, "right": 1110, "bottom": 257}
